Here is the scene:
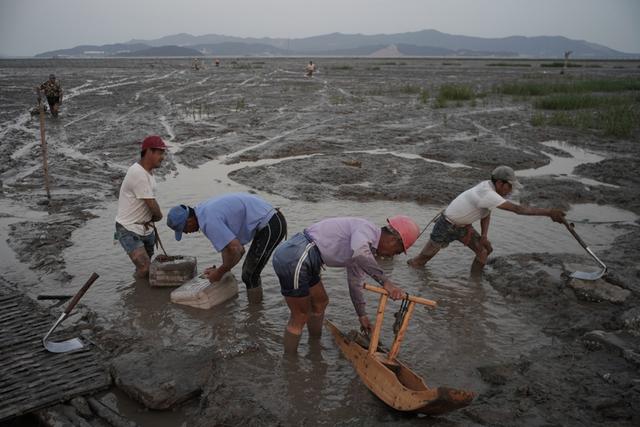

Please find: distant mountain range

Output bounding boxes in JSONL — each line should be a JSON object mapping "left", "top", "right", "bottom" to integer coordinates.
{"left": 35, "top": 29, "right": 637, "bottom": 58}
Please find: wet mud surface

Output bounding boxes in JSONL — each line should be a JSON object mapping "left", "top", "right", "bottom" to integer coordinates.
{"left": 1, "top": 58, "right": 640, "bottom": 425}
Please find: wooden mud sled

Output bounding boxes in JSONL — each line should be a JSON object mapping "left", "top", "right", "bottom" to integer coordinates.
{"left": 325, "top": 283, "right": 474, "bottom": 415}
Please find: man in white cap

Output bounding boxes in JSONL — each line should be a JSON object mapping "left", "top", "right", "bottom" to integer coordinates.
{"left": 272, "top": 215, "right": 420, "bottom": 354}
{"left": 115, "top": 135, "right": 168, "bottom": 279}
{"left": 408, "top": 165, "right": 566, "bottom": 272}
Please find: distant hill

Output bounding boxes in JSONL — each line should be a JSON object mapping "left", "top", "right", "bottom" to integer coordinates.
{"left": 119, "top": 45, "right": 202, "bottom": 57}
{"left": 35, "top": 43, "right": 150, "bottom": 58}
{"left": 192, "top": 42, "right": 289, "bottom": 56}
{"left": 35, "top": 29, "right": 638, "bottom": 58}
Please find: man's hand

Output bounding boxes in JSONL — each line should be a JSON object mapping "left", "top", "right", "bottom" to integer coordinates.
{"left": 204, "top": 266, "right": 224, "bottom": 283}
{"left": 549, "top": 209, "right": 566, "bottom": 223}
{"left": 383, "top": 281, "right": 404, "bottom": 300}
{"left": 480, "top": 235, "right": 493, "bottom": 253}
{"left": 359, "top": 315, "right": 372, "bottom": 335}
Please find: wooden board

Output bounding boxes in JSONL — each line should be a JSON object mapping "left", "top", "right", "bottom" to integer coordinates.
{"left": 0, "top": 290, "right": 110, "bottom": 421}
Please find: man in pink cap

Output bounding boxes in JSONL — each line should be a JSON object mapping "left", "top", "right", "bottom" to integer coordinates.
{"left": 115, "top": 135, "right": 168, "bottom": 279}
{"left": 272, "top": 215, "right": 420, "bottom": 354}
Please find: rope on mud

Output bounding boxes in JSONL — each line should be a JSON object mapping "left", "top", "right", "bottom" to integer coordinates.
{"left": 151, "top": 222, "right": 168, "bottom": 257}
{"left": 417, "top": 210, "right": 444, "bottom": 240}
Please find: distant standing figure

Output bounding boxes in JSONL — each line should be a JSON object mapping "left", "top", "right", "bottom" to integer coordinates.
{"left": 407, "top": 166, "right": 566, "bottom": 273}
{"left": 215, "top": 58, "right": 220, "bottom": 67}
{"left": 166, "top": 193, "right": 287, "bottom": 304}
{"left": 305, "top": 61, "right": 316, "bottom": 77}
{"left": 39, "top": 74, "right": 63, "bottom": 117}
{"left": 561, "top": 50, "right": 572, "bottom": 75}
{"left": 115, "top": 136, "right": 168, "bottom": 279}
{"left": 192, "top": 58, "right": 201, "bottom": 70}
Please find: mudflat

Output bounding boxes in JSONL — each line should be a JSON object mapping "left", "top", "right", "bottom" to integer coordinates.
{"left": 1, "top": 57, "right": 639, "bottom": 425}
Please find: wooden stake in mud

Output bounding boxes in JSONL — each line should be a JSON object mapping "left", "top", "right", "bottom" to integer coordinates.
{"left": 36, "top": 89, "right": 51, "bottom": 201}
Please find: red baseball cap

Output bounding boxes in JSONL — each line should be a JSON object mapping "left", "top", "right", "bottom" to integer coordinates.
{"left": 141, "top": 135, "right": 168, "bottom": 150}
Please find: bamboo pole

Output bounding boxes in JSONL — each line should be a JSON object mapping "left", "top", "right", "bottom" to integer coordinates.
{"left": 368, "top": 292, "right": 388, "bottom": 356}
{"left": 363, "top": 283, "right": 437, "bottom": 308}
{"left": 37, "top": 90, "right": 51, "bottom": 201}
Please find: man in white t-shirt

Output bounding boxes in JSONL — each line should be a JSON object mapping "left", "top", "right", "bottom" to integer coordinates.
{"left": 408, "top": 165, "right": 566, "bottom": 272}
{"left": 115, "top": 135, "right": 168, "bottom": 278}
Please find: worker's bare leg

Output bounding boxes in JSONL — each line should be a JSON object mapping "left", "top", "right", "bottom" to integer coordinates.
{"left": 468, "top": 235, "right": 493, "bottom": 274}
{"left": 407, "top": 240, "right": 441, "bottom": 268}
{"left": 128, "top": 247, "right": 151, "bottom": 279}
{"left": 283, "top": 295, "right": 312, "bottom": 354}
{"left": 307, "top": 281, "right": 328, "bottom": 338}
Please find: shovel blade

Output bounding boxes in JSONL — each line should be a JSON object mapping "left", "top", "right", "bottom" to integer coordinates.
{"left": 43, "top": 337, "right": 84, "bottom": 353}
{"left": 570, "top": 269, "right": 606, "bottom": 281}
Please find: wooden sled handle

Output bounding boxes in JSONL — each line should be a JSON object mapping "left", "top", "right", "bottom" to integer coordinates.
{"left": 363, "top": 283, "right": 437, "bottom": 308}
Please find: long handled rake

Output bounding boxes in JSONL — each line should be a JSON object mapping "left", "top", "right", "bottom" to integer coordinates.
{"left": 562, "top": 219, "right": 607, "bottom": 280}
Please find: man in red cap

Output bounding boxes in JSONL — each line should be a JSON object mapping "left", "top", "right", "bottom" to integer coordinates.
{"left": 115, "top": 135, "right": 168, "bottom": 279}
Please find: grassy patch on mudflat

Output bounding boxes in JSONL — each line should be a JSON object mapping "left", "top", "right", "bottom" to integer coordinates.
{"left": 496, "top": 78, "right": 640, "bottom": 96}
{"left": 534, "top": 94, "right": 635, "bottom": 110}
{"left": 531, "top": 104, "right": 639, "bottom": 138}
{"left": 486, "top": 62, "right": 532, "bottom": 67}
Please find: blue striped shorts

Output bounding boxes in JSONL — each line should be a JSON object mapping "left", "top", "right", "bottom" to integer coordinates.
{"left": 272, "top": 232, "right": 323, "bottom": 297}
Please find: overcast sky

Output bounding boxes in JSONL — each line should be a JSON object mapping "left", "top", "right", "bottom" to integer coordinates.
{"left": 1, "top": 0, "right": 638, "bottom": 56}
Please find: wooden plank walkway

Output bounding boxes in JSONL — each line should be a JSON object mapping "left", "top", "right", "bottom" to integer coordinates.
{"left": 0, "top": 290, "right": 110, "bottom": 421}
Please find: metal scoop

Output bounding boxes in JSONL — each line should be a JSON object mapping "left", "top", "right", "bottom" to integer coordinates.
{"left": 562, "top": 219, "right": 608, "bottom": 280}
{"left": 42, "top": 272, "right": 99, "bottom": 353}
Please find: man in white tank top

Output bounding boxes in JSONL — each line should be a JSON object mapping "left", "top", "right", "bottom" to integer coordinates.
{"left": 408, "top": 166, "right": 566, "bottom": 273}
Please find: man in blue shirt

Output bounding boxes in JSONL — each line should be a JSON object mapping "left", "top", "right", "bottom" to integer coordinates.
{"left": 167, "top": 193, "right": 287, "bottom": 304}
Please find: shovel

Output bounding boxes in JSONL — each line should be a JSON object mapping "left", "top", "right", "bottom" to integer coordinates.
{"left": 42, "top": 272, "right": 99, "bottom": 353}
{"left": 562, "top": 219, "right": 607, "bottom": 280}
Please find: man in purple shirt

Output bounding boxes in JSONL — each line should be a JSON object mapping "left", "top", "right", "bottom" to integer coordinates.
{"left": 272, "top": 215, "right": 420, "bottom": 354}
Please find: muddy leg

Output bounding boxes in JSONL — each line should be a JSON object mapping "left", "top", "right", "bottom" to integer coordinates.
{"left": 467, "top": 233, "right": 492, "bottom": 275}
{"left": 407, "top": 240, "right": 441, "bottom": 268}
{"left": 284, "top": 295, "right": 311, "bottom": 354}
{"left": 246, "top": 286, "right": 264, "bottom": 304}
{"left": 128, "top": 247, "right": 151, "bottom": 279}
{"left": 307, "top": 282, "right": 328, "bottom": 338}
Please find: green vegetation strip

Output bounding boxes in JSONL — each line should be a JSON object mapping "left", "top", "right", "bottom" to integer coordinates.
{"left": 531, "top": 104, "right": 638, "bottom": 138}
{"left": 534, "top": 94, "right": 635, "bottom": 110}
{"left": 497, "top": 78, "right": 640, "bottom": 96}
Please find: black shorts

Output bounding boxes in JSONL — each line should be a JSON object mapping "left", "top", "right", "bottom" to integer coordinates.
{"left": 46, "top": 96, "right": 60, "bottom": 107}
{"left": 241, "top": 210, "right": 287, "bottom": 289}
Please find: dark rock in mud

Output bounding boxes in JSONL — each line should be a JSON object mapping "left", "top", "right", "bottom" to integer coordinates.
{"left": 620, "top": 308, "right": 640, "bottom": 333}
{"left": 582, "top": 330, "right": 640, "bottom": 365}
{"left": 485, "top": 253, "right": 636, "bottom": 340}
{"left": 69, "top": 396, "right": 93, "bottom": 418}
{"left": 193, "top": 377, "right": 280, "bottom": 427}
{"left": 569, "top": 278, "right": 631, "bottom": 303}
{"left": 469, "top": 342, "right": 640, "bottom": 426}
{"left": 477, "top": 360, "right": 530, "bottom": 386}
{"left": 110, "top": 347, "right": 213, "bottom": 410}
